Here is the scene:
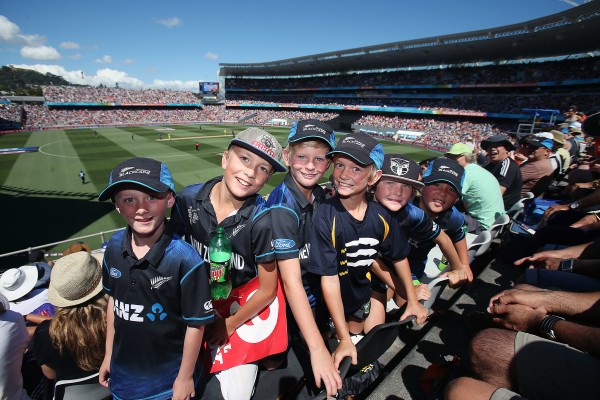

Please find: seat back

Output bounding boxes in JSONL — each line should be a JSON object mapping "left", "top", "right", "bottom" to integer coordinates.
{"left": 488, "top": 213, "right": 510, "bottom": 239}
{"left": 467, "top": 230, "right": 492, "bottom": 261}
{"left": 53, "top": 373, "right": 111, "bottom": 400}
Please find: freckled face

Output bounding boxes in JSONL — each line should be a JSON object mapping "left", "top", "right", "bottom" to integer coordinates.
{"left": 114, "top": 185, "right": 174, "bottom": 240}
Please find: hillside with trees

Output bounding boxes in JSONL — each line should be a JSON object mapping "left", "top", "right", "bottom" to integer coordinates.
{"left": 0, "top": 66, "right": 72, "bottom": 96}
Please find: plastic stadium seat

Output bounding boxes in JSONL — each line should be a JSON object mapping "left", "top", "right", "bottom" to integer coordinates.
{"left": 488, "top": 213, "right": 510, "bottom": 240}
{"left": 53, "top": 373, "right": 111, "bottom": 400}
{"left": 467, "top": 230, "right": 493, "bottom": 262}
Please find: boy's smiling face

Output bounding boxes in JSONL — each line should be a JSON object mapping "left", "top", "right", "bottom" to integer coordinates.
{"left": 114, "top": 184, "right": 174, "bottom": 240}
{"left": 222, "top": 145, "right": 273, "bottom": 200}
{"left": 373, "top": 178, "right": 414, "bottom": 212}
{"left": 284, "top": 141, "right": 330, "bottom": 192}
{"left": 421, "top": 181, "right": 459, "bottom": 215}
{"left": 332, "top": 155, "right": 380, "bottom": 198}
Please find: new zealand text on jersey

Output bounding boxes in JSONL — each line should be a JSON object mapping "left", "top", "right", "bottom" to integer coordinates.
{"left": 192, "top": 238, "right": 245, "bottom": 271}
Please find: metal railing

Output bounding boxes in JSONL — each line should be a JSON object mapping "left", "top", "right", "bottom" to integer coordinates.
{"left": 0, "top": 227, "right": 125, "bottom": 260}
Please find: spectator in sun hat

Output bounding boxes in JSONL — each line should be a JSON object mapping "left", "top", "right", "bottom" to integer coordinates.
{"left": 520, "top": 137, "right": 555, "bottom": 197}
{"left": 0, "top": 265, "right": 38, "bottom": 302}
{"left": 549, "top": 130, "right": 571, "bottom": 175}
{"left": 445, "top": 143, "right": 504, "bottom": 232}
{"left": 31, "top": 252, "right": 108, "bottom": 382}
{"left": 482, "top": 135, "right": 523, "bottom": 210}
{"left": 0, "top": 291, "right": 31, "bottom": 400}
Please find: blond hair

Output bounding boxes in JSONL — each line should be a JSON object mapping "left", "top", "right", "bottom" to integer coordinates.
{"left": 49, "top": 294, "right": 108, "bottom": 371}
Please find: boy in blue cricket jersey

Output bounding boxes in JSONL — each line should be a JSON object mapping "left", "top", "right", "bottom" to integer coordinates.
{"left": 98, "top": 157, "right": 214, "bottom": 400}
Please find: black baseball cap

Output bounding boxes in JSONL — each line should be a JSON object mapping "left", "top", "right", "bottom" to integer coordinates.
{"left": 327, "top": 132, "right": 384, "bottom": 169}
{"left": 422, "top": 157, "right": 465, "bottom": 198}
{"left": 380, "top": 154, "right": 424, "bottom": 190}
{"left": 480, "top": 135, "right": 515, "bottom": 152}
{"left": 287, "top": 119, "right": 336, "bottom": 149}
{"left": 98, "top": 157, "right": 176, "bottom": 201}
{"left": 582, "top": 112, "right": 600, "bottom": 137}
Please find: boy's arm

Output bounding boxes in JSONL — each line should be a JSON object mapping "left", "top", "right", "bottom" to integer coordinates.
{"left": 172, "top": 326, "right": 205, "bottom": 400}
{"left": 433, "top": 230, "right": 467, "bottom": 273}
{"left": 390, "top": 259, "right": 428, "bottom": 324}
{"left": 278, "top": 258, "right": 342, "bottom": 396}
{"left": 444, "top": 237, "right": 473, "bottom": 286}
{"left": 99, "top": 295, "right": 114, "bottom": 387}
{"left": 321, "top": 274, "right": 357, "bottom": 368}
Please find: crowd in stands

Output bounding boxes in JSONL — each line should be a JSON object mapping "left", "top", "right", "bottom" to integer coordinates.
{"left": 225, "top": 57, "right": 600, "bottom": 89}
{"left": 42, "top": 86, "right": 199, "bottom": 104}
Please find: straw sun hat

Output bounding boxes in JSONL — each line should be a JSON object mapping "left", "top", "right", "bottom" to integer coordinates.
{"left": 48, "top": 252, "right": 104, "bottom": 308}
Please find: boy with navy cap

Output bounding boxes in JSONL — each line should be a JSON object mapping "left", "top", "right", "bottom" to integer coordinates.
{"left": 413, "top": 158, "right": 473, "bottom": 284}
{"left": 308, "top": 132, "right": 428, "bottom": 368}
{"left": 169, "top": 127, "right": 285, "bottom": 400}
{"left": 368, "top": 154, "right": 469, "bottom": 324}
{"left": 266, "top": 119, "right": 342, "bottom": 396}
{"left": 99, "top": 157, "right": 214, "bottom": 400}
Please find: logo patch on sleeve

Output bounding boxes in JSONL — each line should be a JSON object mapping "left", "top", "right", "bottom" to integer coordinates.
{"left": 273, "top": 238, "right": 295, "bottom": 250}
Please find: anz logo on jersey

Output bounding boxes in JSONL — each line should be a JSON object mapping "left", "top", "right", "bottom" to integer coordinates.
{"left": 113, "top": 299, "right": 167, "bottom": 323}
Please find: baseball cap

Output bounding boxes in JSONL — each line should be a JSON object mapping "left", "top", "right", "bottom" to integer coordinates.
{"left": 287, "top": 119, "right": 335, "bottom": 149}
{"left": 229, "top": 127, "right": 286, "bottom": 172}
{"left": 582, "top": 112, "right": 600, "bottom": 137}
{"left": 480, "top": 135, "right": 515, "bottom": 152}
{"left": 525, "top": 138, "right": 553, "bottom": 150}
{"left": 380, "top": 154, "right": 424, "bottom": 190}
{"left": 98, "top": 157, "right": 175, "bottom": 201}
{"left": 422, "top": 157, "right": 465, "bottom": 198}
{"left": 327, "top": 132, "right": 384, "bottom": 169}
{"left": 445, "top": 143, "right": 473, "bottom": 156}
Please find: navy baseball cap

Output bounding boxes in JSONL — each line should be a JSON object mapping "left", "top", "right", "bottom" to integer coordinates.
{"left": 422, "top": 157, "right": 465, "bottom": 198}
{"left": 287, "top": 119, "right": 336, "bottom": 149}
{"left": 229, "top": 127, "right": 286, "bottom": 172}
{"left": 380, "top": 154, "right": 424, "bottom": 190}
{"left": 526, "top": 137, "right": 553, "bottom": 150}
{"left": 327, "top": 132, "right": 384, "bottom": 169}
{"left": 98, "top": 157, "right": 175, "bottom": 201}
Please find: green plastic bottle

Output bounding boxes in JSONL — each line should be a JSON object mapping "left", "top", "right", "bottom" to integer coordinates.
{"left": 209, "top": 227, "right": 232, "bottom": 300}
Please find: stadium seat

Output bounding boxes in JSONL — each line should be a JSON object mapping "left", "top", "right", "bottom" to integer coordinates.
{"left": 488, "top": 213, "right": 510, "bottom": 240}
{"left": 53, "top": 373, "right": 111, "bottom": 400}
{"left": 467, "top": 230, "right": 493, "bottom": 262}
{"left": 506, "top": 192, "right": 535, "bottom": 220}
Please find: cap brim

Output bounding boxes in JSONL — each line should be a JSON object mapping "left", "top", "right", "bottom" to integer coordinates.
{"left": 327, "top": 150, "right": 373, "bottom": 166}
{"left": 424, "top": 178, "right": 462, "bottom": 199}
{"left": 230, "top": 139, "right": 287, "bottom": 172}
{"left": 98, "top": 180, "right": 171, "bottom": 201}
{"left": 288, "top": 134, "right": 334, "bottom": 149}
{"left": 380, "top": 174, "right": 424, "bottom": 190}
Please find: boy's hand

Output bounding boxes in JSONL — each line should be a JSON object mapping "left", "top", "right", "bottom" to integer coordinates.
{"left": 99, "top": 355, "right": 111, "bottom": 387}
{"left": 332, "top": 338, "right": 357, "bottom": 369}
{"left": 172, "top": 375, "right": 195, "bottom": 400}
{"left": 205, "top": 317, "right": 230, "bottom": 346}
{"left": 444, "top": 264, "right": 473, "bottom": 287}
{"left": 310, "top": 346, "right": 342, "bottom": 397}
{"left": 401, "top": 301, "right": 428, "bottom": 325}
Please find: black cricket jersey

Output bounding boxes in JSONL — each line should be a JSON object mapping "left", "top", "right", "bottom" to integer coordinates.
{"left": 169, "top": 176, "right": 275, "bottom": 289}
{"left": 102, "top": 226, "right": 214, "bottom": 400}
{"left": 407, "top": 199, "right": 465, "bottom": 279}
{"left": 308, "top": 196, "right": 410, "bottom": 315}
{"left": 485, "top": 157, "right": 523, "bottom": 210}
{"left": 267, "top": 172, "right": 326, "bottom": 307}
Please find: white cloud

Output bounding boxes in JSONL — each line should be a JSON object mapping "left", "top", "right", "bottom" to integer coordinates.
{"left": 68, "top": 53, "right": 82, "bottom": 60}
{"left": 157, "top": 17, "right": 182, "bottom": 28}
{"left": 204, "top": 52, "right": 219, "bottom": 60}
{"left": 0, "top": 16, "right": 46, "bottom": 46}
{"left": 60, "top": 41, "right": 80, "bottom": 49}
{"left": 20, "top": 45, "right": 60, "bottom": 60}
{"left": 95, "top": 55, "right": 112, "bottom": 64}
{"left": 123, "top": 58, "right": 135, "bottom": 65}
{"left": 10, "top": 64, "right": 146, "bottom": 88}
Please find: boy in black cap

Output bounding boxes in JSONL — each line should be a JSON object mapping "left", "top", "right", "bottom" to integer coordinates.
{"left": 169, "top": 127, "right": 285, "bottom": 400}
{"left": 368, "top": 154, "right": 469, "bottom": 324}
{"left": 266, "top": 120, "right": 342, "bottom": 396}
{"left": 414, "top": 158, "right": 473, "bottom": 284}
{"left": 99, "top": 157, "right": 214, "bottom": 400}
{"left": 308, "top": 133, "right": 428, "bottom": 368}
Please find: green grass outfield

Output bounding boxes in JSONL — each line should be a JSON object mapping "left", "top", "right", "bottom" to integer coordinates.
{"left": 0, "top": 124, "right": 439, "bottom": 265}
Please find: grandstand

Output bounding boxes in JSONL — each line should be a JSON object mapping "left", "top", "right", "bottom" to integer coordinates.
{"left": 1, "top": 2, "right": 600, "bottom": 399}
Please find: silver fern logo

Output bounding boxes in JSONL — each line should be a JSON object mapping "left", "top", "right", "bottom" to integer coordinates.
{"left": 150, "top": 275, "right": 172, "bottom": 289}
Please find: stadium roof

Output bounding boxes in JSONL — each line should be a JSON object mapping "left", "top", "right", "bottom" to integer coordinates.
{"left": 219, "top": 1, "right": 600, "bottom": 77}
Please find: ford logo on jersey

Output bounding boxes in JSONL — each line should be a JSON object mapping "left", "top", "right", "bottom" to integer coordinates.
{"left": 109, "top": 267, "right": 122, "bottom": 278}
{"left": 273, "top": 238, "right": 295, "bottom": 250}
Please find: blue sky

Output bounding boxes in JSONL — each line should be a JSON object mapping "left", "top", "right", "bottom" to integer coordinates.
{"left": 0, "top": 0, "right": 581, "bottom": 91}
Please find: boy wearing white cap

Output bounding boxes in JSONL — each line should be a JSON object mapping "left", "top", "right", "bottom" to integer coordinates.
{"left": 99, "top": 157, "right": 214, "bottom": 400}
